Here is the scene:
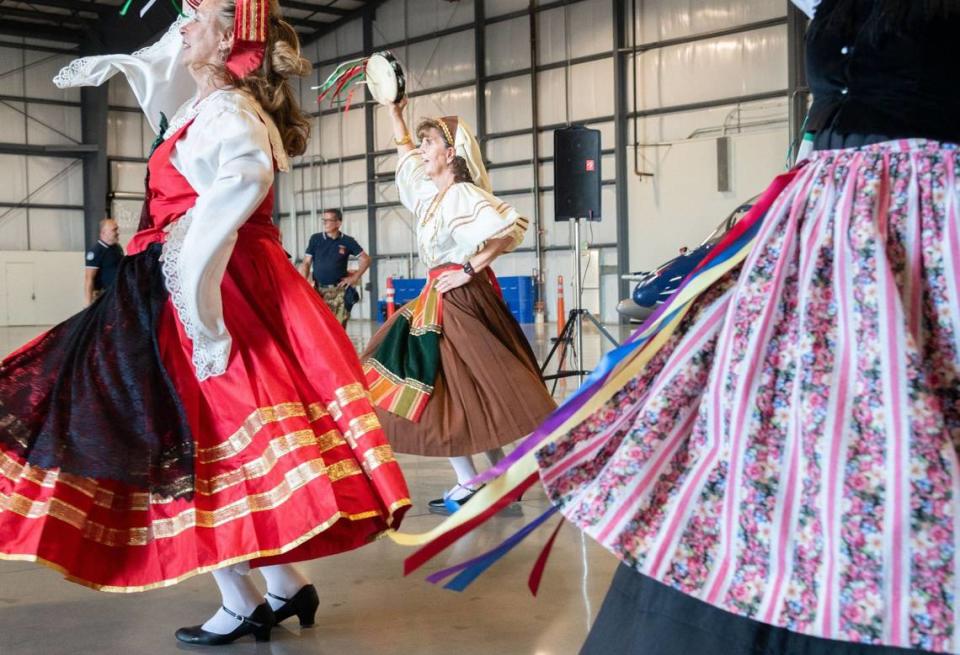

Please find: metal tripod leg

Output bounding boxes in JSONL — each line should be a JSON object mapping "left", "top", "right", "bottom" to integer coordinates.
{"left": 581, "top": 310, "right": 620, "bottom": 347}
{"left": 541, "top": 309, "right": 590, "bottom": 395}
{"left": 539, "top": 309, "right": 577, "bottom": 375}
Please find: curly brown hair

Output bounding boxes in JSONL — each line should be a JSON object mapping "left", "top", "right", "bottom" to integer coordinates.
{"left": 206, "top": 0, "right": 311, "bottom": 157}
{"left": 415, "top": 118, "right": 474, "bottom": 185}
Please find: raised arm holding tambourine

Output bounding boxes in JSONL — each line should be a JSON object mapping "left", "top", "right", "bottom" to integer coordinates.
{"left": 358, "top": 72, "right": 556, "bottom": 515}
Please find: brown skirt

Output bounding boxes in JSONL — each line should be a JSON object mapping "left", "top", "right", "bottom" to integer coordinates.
{"left": 362, "top": 274, "right": 556, "bottom": 457}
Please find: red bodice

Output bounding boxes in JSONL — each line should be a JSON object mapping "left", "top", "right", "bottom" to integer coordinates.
{"left": 127, "top": 120, "right": 275, "bottom": 255}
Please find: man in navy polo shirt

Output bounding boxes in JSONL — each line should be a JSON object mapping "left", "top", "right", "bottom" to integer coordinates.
{"left": 84, "top": 217, "right": 124, "bottom": 306}
{"left": 299, "top": 209, "right": 370, "bottom": 326}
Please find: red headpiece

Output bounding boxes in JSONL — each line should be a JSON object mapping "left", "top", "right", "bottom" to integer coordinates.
{"left": 226, "top": 0, "right": 268, "bottom": 78}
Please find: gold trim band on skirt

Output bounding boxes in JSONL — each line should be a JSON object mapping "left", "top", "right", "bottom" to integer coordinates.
{"left": 0, "top": 497, "right": 411, "bottom": 593}
{"left": 0, "top": 427, "right": 352, "bottom": 509}
{"left": 0, "top": 456, "right": 370, "bottom": 548}
{"left": 197, "top": 402, "right": 329, "bottom": 464}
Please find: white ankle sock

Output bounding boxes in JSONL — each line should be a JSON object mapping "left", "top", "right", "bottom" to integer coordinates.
{"left": 449, "top": 456, "right": 478, "bottom": 484}
{"left": 448, "top": 456, "right": 479, "bottom": 500}
{"left": 260, "top": 564, "right": 311, "bottom": 611}
{"left": 484, "top": 448, "right": 505, "bottom": 467}
{"left": 202, "top": 566, "right": 263, "bottom": 635}
{"left": 484, "top": 448, "right": 522, "bottom": 506}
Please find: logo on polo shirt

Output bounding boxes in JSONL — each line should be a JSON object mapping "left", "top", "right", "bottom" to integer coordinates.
{"left": 338, "top": 245, "right": 347, "bottom": 255}
{"left": 86, "top": 251, "right": 95, "bottom": 261}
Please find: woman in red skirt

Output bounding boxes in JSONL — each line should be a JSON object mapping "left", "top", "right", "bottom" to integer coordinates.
{"left": 0, "top": 0, "right": 409, "bottom": 645}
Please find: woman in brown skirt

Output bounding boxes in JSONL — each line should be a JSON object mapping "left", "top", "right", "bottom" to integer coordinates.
{"left": 362, "top": 98, "right": 556, "bottom": 514}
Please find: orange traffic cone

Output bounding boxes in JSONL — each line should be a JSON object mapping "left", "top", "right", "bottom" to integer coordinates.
{"left": 386, "top": 276, "right": 396, "bottom": 318}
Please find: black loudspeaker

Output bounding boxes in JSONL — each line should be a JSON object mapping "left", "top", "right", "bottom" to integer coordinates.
{"left": 554, "top": 125, "right": 601, "bottom": 221}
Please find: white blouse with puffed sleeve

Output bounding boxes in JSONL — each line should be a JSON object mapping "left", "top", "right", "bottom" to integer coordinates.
{"left": 53, "top": 18, "right": 289, "bottom": 381}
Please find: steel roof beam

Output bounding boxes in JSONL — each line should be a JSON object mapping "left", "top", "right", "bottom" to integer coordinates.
{"left": 0, "top": 20, "right": 84, "bottom": 42}
{"left": 282, "top": 0, "right": 350, "bottom": 17}
{"left": 8, "top": 0, "right": 110, "bottom": 15}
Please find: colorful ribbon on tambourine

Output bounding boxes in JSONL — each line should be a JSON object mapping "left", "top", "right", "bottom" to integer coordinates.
{"left": 119, "top": 0, "right": 186, "bottom": 18}
{"left": 388, "top": 164, "right": 804, "bottom": 592}
{"left": 314, "top": 58, "right": 367, "bottom": 112}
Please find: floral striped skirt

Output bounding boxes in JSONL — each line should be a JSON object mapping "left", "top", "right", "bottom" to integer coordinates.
{"left": 538, "top": 140, "right": 960, "bottom": 652}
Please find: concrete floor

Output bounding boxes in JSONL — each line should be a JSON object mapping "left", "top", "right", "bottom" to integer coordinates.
{"left": 0, "top": 319, "right": 633, "bottom": 655}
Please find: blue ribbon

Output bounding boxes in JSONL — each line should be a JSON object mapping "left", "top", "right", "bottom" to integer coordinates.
{"left": 431, "top": 506, "right": 560, "bottom": 592}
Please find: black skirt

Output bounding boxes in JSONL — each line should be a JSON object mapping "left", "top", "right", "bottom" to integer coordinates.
{"left": 581, "top": 565, "right": 935, "bottom": 655}
{"left": 0, "top": 243, "right": 193, "bottom": 498}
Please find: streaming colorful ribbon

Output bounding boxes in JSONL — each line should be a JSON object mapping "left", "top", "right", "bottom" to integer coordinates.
{"left": 388, "top": 164, "right": 804, "bottom": 592}
{"left": 119, "top": 0, "right": 184, "bottom": 18}
{"left": 425, "top": 506, "right": 560, "bottom": 591}
{"left": 313, "top": 59, "right": 367, "bottom": 111}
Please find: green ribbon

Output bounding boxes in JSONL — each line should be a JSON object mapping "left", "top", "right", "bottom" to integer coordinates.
{"left": 119, "top": 0, "right": 184, "bottom": 17}
{"left": 315, "top": 57, "right": 365, "bottom": 94}
{"left": 148, "top": 112, "right": 169, "bottom": 158}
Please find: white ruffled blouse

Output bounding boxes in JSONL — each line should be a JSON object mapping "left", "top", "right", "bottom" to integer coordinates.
{"left": 53, "top": 15, "right": 288, "bottom": 381}
{"left": 395, "top": 150, "right": 528, "bottom": 269}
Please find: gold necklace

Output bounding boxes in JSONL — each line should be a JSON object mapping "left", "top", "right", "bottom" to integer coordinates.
{"left": 420, "top": 185, "right": 451, "bottom": 228}
{"left": 419, "top": 185, "right": 452, "bottom": 264}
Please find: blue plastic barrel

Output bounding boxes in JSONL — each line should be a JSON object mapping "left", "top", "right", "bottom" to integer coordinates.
{"left": 378, "top": 275, "right": 536, "bottom": 323}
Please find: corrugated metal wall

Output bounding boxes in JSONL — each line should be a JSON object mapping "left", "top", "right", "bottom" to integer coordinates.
{"left": 282, "top": 0, "right": 793, "bottom": 323}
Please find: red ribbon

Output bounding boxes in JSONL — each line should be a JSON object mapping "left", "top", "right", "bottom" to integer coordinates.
{"left": 403, "top": 471, "right": 540, "bottom": 576}
{"left": 689, "top": 165, "right": 803, "bottom": 278}
{"left": 344, "top": 87, "right": 357, "bottom": 114}
{"left": 321, "top": 64, "right": 364, "bottom": 103}
{"left": 528, "top": 518, "right": 564, "bottom": 596}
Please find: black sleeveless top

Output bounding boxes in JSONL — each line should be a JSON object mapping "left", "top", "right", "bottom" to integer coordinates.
{"left": 805, "top": 0, "right": 960, "bottom": 146}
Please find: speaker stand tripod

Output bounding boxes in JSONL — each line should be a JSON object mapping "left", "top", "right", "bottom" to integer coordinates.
{"left": 541, "top": 217, "right": 619, "bottom": 395}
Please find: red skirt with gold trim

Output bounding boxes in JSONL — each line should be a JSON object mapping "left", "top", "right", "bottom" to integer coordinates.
{"left": 0, "top": 225, "right": 410, "bottom": 592}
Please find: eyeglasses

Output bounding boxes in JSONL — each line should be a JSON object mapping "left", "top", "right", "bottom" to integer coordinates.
{"left": 322, "top": 219, "right": 341, "bottom": 223}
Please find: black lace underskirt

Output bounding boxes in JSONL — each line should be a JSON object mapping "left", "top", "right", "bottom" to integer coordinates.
{"left": 0, "top": 243, "right": 195, "bottom": 499}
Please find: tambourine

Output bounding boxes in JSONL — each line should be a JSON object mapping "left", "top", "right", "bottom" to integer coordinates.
{"left": 364, "top": 51, "right": 406, "bottom": 106}
{"left": 314, "top": 50, "right": 406, "bottom": 110}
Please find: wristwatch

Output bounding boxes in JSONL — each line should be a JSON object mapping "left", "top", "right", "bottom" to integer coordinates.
{"left": 462, "top": 261, "right": 476, "bottom": 277}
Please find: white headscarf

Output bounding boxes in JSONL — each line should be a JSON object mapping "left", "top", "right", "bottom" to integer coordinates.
{"left": 432, "top": 116, "right": 491, "bottom": 193}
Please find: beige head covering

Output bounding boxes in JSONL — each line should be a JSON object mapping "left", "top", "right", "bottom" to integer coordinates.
{"left": 433, "top": 116, "right": 491, "bottom": 193}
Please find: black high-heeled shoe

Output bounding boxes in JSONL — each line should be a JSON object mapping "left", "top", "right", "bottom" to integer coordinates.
{"left": 267, "top": 584, "right": 320, "bottom": 627}
{"left": 427, "top": 484, "right": 485, "bottom": 515}
{"left": 175, "top": 603, "right": 275, "bottom": 645}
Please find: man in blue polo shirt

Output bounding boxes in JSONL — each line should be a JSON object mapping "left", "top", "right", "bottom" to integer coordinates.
{"left": 84, "top": 217, "right": 124, "bottom": 306}
{"left": 299, "top": 209, "right": 370, "bottom": 326}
